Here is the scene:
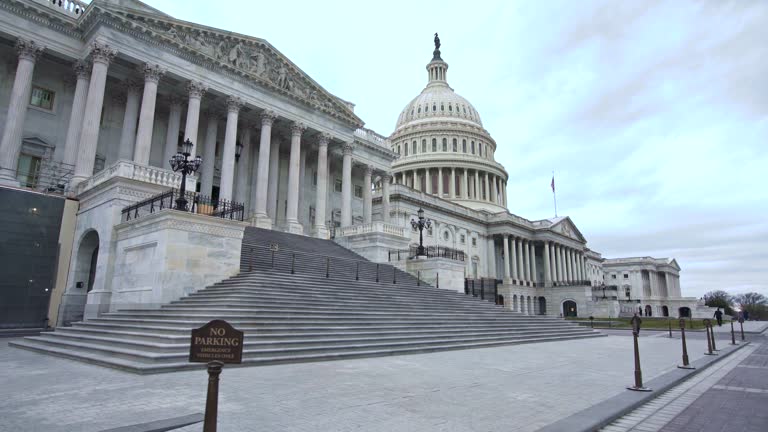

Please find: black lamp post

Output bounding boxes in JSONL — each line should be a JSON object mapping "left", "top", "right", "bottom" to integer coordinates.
{"left": 601, "top": 282, "right": 606, "bottom": 299}
{"left": 410, "top": 207, "right": 432, "bottom": 256}
{"left": 169, "top": 138, "right": 202, "bottom": 211}
{"left": 235, "top": 140, "right": 243, "bottom": 162}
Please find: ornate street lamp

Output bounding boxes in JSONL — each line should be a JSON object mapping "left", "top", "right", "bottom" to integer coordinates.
{"left": 169, "top": 138, "right": 202, "bottom": 211}
{"left": 601, "top": 282, "right": 607, "bottom": 299}
{"left": 235, "top": 140, "right": 243, "bottom": 162}
{"left": 410, "top": 207, "right": 432, "bottom": 257}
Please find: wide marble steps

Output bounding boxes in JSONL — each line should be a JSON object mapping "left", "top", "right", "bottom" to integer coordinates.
{"left": 11, "top": 227, "right": 603, "bottom": 374}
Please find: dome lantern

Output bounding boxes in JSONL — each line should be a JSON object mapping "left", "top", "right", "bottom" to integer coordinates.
{"left": 427, "top": 32, "right": 449, "bottom": 87}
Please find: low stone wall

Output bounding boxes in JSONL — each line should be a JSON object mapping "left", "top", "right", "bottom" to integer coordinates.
{"left": 405, "top": 256, "right": 466, "bottom": 293}
{"left": 110, "top": 210, "right": 248, "bottom": 311}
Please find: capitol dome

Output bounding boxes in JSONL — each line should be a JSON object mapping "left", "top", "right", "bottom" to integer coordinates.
{"left": 388, "top": 36, "right": 509, "bottom": 214}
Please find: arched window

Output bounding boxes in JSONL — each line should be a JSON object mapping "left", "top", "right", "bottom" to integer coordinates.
{"left": 412, "top": 141, "right": 417, "bottom": 154}
{"left": 404, "top": 143, "right": 408, "bottom": 156}
{"left": 422, "top": 139, "right": 427, "bottom": 153}
{"left": 442, "top": 138, "right": 447, "bottom": 152}
{"left": 462, "top": 139, "right": 467, "bottom": 153}
{"left": 471, "top": 141, "right": 475, "bottom": 154}
{"left": 448, "top": 104, "right": 453, "bottom": 112}
{"left": 452, "top": 138, "right": 457, "bottom": 152}
{"left": 418, "top": 106, "right": 421, "bottom": 114}
{"left": 432, "top": 104, "right": 437, "bottom": 112}
{"left": 440, "top": 104, "right": 444, "bottom": 111}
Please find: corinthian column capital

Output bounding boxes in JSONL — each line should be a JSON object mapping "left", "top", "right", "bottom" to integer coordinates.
{"left": 187, "top": 80, "right": 207, "bottom": 99}
{"left": 290, "top": 121, "right": 306, "bottom": 136}
{"left": 16, "top": 38, "right": 45, "bottom": 62}
{"left": 260, "top": 109, "right": 277, "bottom": 126}
{"left": 318, "top": 133, "right": 331, "bottom": 147}
{"left": 89, "top": 40, "right": 117, "bottom": 65}
{"left": 72, "top": 59, "right": 91, "bottom": 79}
{"left": 141, "top": 63, "right": 166, "bottom": 83}
{"left": 226, "top": 96, "right": 243, "bottom": 113}
{"left": 342, "top": 142, "right": 355, "bottom": 156}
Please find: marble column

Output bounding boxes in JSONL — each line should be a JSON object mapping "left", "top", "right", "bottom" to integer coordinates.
{"left": 556, "top": 245, "right": 563, "bottom": 282}
{"left": 363, "top": 165, "right": 373, "bottom": 224}
{"left": 502, "top": 235, "right": 511, "bottom": 279}
{"left": 413, "top": 170, "right": 419, "bottom": 191}
{"left": 425, "top": 168, "right": 432, "bottom": 194}
{"left": 474, "top": 171, "right": 480, "bottom": 199}
{"left": 267, "top": 137, "right": 280, "bottom": 221}
{"left": 341, "top": 142, "right": 354, "bottom": 227}
{"left": 184, "top": 81, "right": 206, "bottom": 157}
{"left": 448, "top": 167, "right": 456, "bottom": 199}
{"left": 543, "top": 241, "right": 552, "bottom": 286}
{"left": 0, "top": 39, "right": 45, "bottom": 184}
{"left": 313, "top": 134, "right": 330, "bottom": 237}
{"left": 490, "top": 174, "right": 497, "bottom": 204}
{"left": 284, "top": 122, "right": 305, "bottom": 234}
{"left": 249, "top": 124, "right": 261, "bottom": 216}
{"left": 437, "top": 167, "right": 443, "bottom": 197}
{"left": 117, "top": 79, "right": 142, "bottom": 162}
{"left": 218, "top": 96, "right": 242, "bottom": 201}
{"left": 521, "top": 239, "right": 530, "bottom": 282}
{"left": 235, "top": 126, "right": 252, "bottom": 206}
{"left": 252, "top": 111, "right": 276, "bottom": 227}
{"left": 567, "top": 248, "right": 574, "bottom": 282}
{"left": 510, "top": 236, "right": 518, "bottom": 282}
{"left": 298, "top": 148, "right": 307, "bottom": 226}
{"left": 381, "top": 173, "right": 391, "bottom": 224}
{"left": 530, "top": 242, "right": 537, "bottom": 284}
{"left": 133, "top": 63, "right": 165, "bottom": 166}
{"left": 61, "top": 60, "right": 91, "bottom": 169}
{"left": 462, "top": 168, "right": 468, "bottom": 199}
{"left": 72, "top": 41, "right": 116, "bottom": 186}
{"left": 484, "top": 172, "right": 490, "bottom": 201}
{"left": 200, "top": 113, "right": 218, "bottom": 197}
{"left": 516, "top": 237, "right": 525, "bottom": 282}
{"left": 162, "top": 97, "right": 183, "bottom": 167}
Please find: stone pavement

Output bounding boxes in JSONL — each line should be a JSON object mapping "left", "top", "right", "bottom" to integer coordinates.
{"left": 0, "top": 333, "right": 711, "bottom": 432}
{"left": 600, "top": 331, "right": 767, "bottom": 432}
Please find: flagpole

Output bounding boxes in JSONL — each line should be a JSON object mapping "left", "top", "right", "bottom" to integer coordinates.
{"left": 552, "top": 171, "right": 557, "bottom": 217}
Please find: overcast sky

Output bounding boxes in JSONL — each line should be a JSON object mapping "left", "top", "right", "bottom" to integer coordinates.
{"left": 145, "top": 0, "right": 767, "bottom": 298}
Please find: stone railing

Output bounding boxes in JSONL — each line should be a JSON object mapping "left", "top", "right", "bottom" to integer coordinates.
{"left": 354, "top": 128, "right": 389, "bottom": 149}
{"left": 37, "top": 0, "right": 89, "bottom": 19}
{"left": 337, "top": 221, "right": 408, "bottom": 238}
{"left": 75, "top": 159, "right": 195, "bottom": 195}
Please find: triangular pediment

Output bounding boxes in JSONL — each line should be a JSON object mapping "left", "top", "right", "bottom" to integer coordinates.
{"left": 549, "top": 216, "right": 586, "bottom": 243}
{"left": 93, "top": 1, "right": 363, "bottom": 127}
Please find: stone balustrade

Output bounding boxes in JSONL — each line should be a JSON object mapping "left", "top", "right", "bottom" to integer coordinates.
{"left": 39, "top": 0, "right": 89, "bottom": 19}
{"left": 354, "top": 127, "right": 389, "bottom": 148}
{"left": 337, "top": 221, "right": 408, "bottom": 238}
{"left": 75, "top": 159, "right": 195, "bottom": 195}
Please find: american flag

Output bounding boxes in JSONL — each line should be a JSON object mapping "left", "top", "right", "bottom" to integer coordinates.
{"left": 551, "top": 176, "right": 555, "bottom": 193}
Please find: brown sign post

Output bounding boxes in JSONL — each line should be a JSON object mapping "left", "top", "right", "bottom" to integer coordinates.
{"left": 627, "top": 314, "right": 652, "bottom": 392}
{"left": 190, "top": 320, "right": 244, "bottom": 432}
{"left": 677, "top": 318, "right": 694, "bottom": 369}
{"left": 703, "top": 319, "right": 716, "bottom": 356}
{"left": 738, "top": 316, "right": 745, "bottom": 341}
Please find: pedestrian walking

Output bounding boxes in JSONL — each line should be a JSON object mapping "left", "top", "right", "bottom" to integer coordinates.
{"left": 714, "top": 308, "right": 723, "bottom": 326}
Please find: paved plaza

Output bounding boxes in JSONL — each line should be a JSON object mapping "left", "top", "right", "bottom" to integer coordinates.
{"left": 0, "top": 332, "right": 722, "bottom": 432}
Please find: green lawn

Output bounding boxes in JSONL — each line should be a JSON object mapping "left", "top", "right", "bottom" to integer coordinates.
{"left": 565, "top": 317, "right": 731, "bottom": 330}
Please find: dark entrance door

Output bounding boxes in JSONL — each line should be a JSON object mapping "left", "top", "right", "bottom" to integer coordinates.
{"left": 563, "top": 300, "right": 577, "bottom": 317}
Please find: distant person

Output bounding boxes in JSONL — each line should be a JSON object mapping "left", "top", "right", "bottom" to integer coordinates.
{"left": 714, "top": 308, "right": 723, "bottom": 326}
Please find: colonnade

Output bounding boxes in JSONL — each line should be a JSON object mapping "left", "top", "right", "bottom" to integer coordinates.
{"left": 499, "top": 235, "right": 588, "bottom": 287}
{"left": 0, "top": 38, "right": 392, "bottom": 237}
{"left": 394, "top": 167, "right": 506, "bottom": 207}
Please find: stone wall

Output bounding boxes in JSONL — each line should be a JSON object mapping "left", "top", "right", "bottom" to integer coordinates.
{"left": 110, "top": 209, "right": 247, "bottom": 311}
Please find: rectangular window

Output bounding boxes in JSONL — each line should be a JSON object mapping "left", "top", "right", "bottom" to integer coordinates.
{"left": 30, "top": 86, "right": 55, "bottom": 110}
{"left": 460, "top": 234, "right": 466, "bottom": 244}
{"left": 624, "top": 274, "right": 629, "bottom": 279}
{"left": 16, "top": 154, "right": 42, "bottom": 188}
{"left": 354, "top": 185, "right": 363, "bottom": 198}
{"left": 472, "top": 238, "right": 477, "bottom": 247}
{"left": 612, "top": 274, "right": 617, "bottom": 279}
{"left": 334, "top": 179, "right": 342, "bottom": 192}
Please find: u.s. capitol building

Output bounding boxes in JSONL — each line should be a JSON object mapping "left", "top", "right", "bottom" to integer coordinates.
{"left": 0, "top": 0, "right": 713, "bottom": 333}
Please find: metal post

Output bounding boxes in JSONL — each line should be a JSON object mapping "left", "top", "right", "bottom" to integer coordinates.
{"left": 376, "top": 264, "right": 379, "bottom": 283}
{"left": 291, "top": 253, "right": 295, "bottom": 274}
{"left": 203, "top": 360, "right": 224, "bottom": 432}
{"left": 711, "top": 322, "right": 718, "bottom": 351}
{"left": 393, "top": 266, "right": 396, "bottom": 284}
{"left": 464, "top": 279, "right": 468, "bottom": 295}
{"left": 704, "top": 319, "right": 715, "bottom": 355}
{"left": 388, "top": 251, "right": 391, "bottom": 262}
{"left": 436, "top": 273, "right": 439, "bottom": 288}
{"left": 480, "top": 282, "right": 484, "bottom": 300}
{"left": 326, "top": 257, "right": 330, "bottom": 278}
{"left": 417, "top": 271, "right": 421, "bottom": 286}
{"left": 472, "top": 280, "right": 475, "bottom": 297}
{"left": 678, "top": 319, "right": 694, "bottom": 369}
{"left": 355, "top": 262, "right": 359, "bottom": 280}
{"left": 731, "top": 321, "right": 737, "bottom": 345}
{"left": 740, "top": 321, "right": 745, "bottom": 341}
{"left": 271, "top": 250, "right": 275, "bottom": 268}
{"left": 627, "top": 329, "right": 651, "bottom": 391}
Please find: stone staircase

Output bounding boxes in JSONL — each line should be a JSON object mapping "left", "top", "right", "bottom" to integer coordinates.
{"left": 10, "top": 227, "right": 603, "bottom": 374}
